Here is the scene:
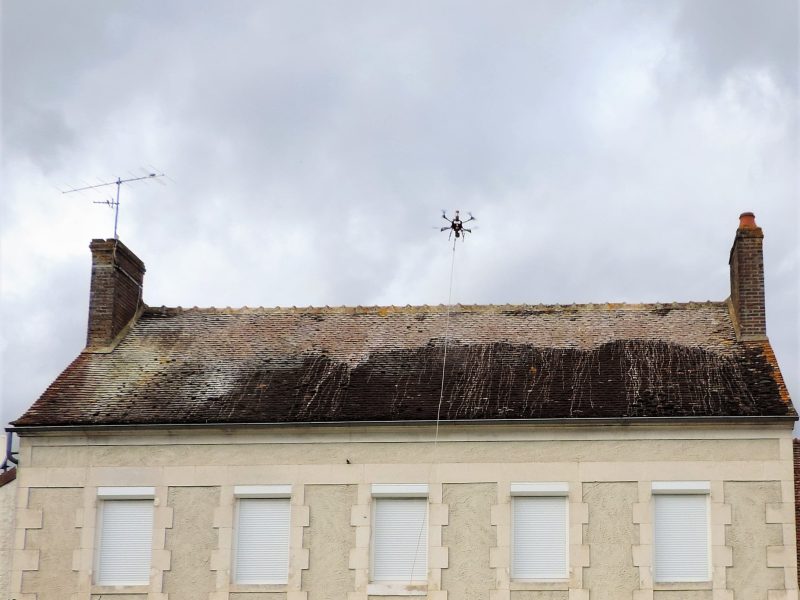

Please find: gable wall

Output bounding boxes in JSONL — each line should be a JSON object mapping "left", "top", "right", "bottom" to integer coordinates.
{"left": 8, "top": 424, "right": 798, "bottom": 599}
{"left": 795, "top": 438, "right": 800, "bottom": 588}
{"left": 0, "top": 473, "right": 16, "bottom": 600}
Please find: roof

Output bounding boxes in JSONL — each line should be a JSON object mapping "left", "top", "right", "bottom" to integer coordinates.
{"left": 12, "top": 301, "right": 795, "bottom": 427}
{"left": 0, "top": 468, "right": 16, "bottom": 488}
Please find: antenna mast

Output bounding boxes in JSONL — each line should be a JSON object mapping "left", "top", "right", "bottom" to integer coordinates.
{"left": 63, "top": 172, "right": 165, "bottom": 239}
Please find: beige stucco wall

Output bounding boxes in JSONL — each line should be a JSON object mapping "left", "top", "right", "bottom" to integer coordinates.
{"left": 441, "top": 483, "right": 495, "bottom": 599}
{"left": 165, "top": 486, "right": 219, "bottom": 600}
{"left": 1, "top": 477, "right": 16, "bottom": 600}
{"left": 582, "top": 482, "right": 639, "bottom": 600}
{"left": 8, "top": 423, "right": 798, "bottom": 600}
{"left": 726, "top": 481, "right": 785, "bottom": 597}
{"left": 28, "top": 437, "right": 781, "bottom": 467}
{"left": 23, "top": 487, "right": 82, "bottom": 599}
{"left": 303, "top": 484, "right": 356, "bottom": 600}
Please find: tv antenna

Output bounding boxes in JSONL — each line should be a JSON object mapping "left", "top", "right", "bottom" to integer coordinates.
{"left": 62, "top": 171, "right": 166, "bottom": 239}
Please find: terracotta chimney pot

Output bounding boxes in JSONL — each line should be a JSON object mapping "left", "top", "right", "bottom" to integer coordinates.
{"left": 739, "top": 212, "right": 757, "bottom": 229}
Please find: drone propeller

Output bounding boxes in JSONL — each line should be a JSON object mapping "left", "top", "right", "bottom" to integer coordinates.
{"left": 437, "top": 209, "right": 476, "bottom": 241}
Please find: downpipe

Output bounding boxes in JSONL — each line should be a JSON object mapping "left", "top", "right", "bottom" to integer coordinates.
{"left": 1, "top": 431, "right": 18, "bottom": 472}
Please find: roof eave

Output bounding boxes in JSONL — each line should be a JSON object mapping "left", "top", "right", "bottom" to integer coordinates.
{"left": 7, "top": 414, "right": 797, "bottom": 434}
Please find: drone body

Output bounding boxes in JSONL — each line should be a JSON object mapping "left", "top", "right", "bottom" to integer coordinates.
{"left": 441, "top": 209, "right": 475, "bottom": 240}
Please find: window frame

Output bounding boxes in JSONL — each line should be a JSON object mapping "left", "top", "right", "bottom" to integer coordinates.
{"left": 369, "top": 483, "right": 429, "bottom": 590}
{"left": 93, "top": 487, "right": 156, "bottom": 587}
{"left": 651, "top": 481, "right": 712, "bottom": 584}
{"left": 231, "top": 484, "right": 292, "bottom": 586}
{"left": 510, "top": 482, "right": 570, "bottom": 582}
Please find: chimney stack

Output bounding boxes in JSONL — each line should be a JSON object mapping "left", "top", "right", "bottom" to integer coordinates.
{"left": 729, "top": 212, "right": 766, "bottom": 340}
{"left": 86, "top": 239, "right": 146, "bottom": 350}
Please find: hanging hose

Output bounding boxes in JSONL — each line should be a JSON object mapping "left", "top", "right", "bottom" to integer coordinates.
{"left": 409, "top": 236, "right": 459, "bottom": 582}
{"left": 433, "top": 236, "right": 457, "bottom": 455}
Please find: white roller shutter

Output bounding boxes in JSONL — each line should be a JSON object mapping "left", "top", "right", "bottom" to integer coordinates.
{"left": 512, "top": 496, "right": 568, "bottom": 579}
{"left": 654, "top": 494, "right": 710, "bottom": 582}
{"left": 372, "top": 497, "right": 428, "bottom": 582}
{"left": 234, "top": 498, "right": 290, "bottom": 584}
{"left": 97, "top": 499, "right": 154, "bottom": 585}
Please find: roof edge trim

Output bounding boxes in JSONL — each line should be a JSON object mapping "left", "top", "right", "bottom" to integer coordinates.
{"left": 7, "top": 415, "right": 797, "bottom": 434}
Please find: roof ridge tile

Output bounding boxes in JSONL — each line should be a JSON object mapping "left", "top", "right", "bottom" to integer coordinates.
{"left": 142, "top": 299, "right": 730, "bottom": 316}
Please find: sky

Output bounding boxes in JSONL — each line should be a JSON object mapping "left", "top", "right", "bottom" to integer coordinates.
{"left": 1, "top": 0, "right": 798, "bottom": 430}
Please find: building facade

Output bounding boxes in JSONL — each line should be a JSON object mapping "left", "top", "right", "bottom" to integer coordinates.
{"left": 6, "top": 213, "right": 798, "bottom": 599}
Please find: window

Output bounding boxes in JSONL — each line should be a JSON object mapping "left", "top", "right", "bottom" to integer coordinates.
{"left": 652, "top": 481, "right": 711, "bottom": 583}
{"left": 511, "top": 482, "right": 569, "bottom": 580}
{"left": 95, "top": 487, "right": 155, "bottom": 586}
{"left": 371, "top": 484, "right": 428, "bottom": 583}
{"left": 232, "top": 485, "right": 291, "bottom": 585}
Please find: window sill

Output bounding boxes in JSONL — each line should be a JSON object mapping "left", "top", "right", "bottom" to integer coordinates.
{"left": 654, "top": 581, "right": 712, "bottom": 591}
{"left": 91, "top": 584, "right": 150, "bottom": 595}
{"left": 510, "top": 580, "right": 569, "bottom": 591}
{"left": 230, "top": 583, "right": 288, "bottom": 593}
{"left": 367, "top": 582, "right": 428, "bottom": 596}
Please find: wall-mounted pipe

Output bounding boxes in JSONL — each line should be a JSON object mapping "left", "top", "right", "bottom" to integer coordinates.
{"left": 1, "top": 431, "right": 18, "bottom": 472}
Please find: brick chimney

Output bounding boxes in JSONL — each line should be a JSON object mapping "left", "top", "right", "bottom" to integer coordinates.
{"left": 86, "top": 239, "right": 146, "bottom": 350}
{"left": 729, "top": 212, "right": 766, "bottom": 340}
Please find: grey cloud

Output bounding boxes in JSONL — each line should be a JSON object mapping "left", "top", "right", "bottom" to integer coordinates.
{"left": 3, "top": 105, "right": 76, "bottom": 172}
{"left": 674, "top": 0, "right": 799, "bottom": 88}
{"left": 0, "top": 255, "right": 89, "bottom": 425}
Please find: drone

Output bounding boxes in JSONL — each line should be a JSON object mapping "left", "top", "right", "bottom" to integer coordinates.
{"left": 440, "top": 209, "right": 475, "bottom": 240}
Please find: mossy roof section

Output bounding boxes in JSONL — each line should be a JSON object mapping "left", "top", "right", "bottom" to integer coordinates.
{"left": 12, "top": 302, "right": 795, "bottom": 426}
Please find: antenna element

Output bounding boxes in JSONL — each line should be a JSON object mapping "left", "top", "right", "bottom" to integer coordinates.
{"left": 63, "top": 172, "right": 165, "bottom": 239}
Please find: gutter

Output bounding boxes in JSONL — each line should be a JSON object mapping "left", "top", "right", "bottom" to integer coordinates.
{"left": 6, "top": 414, "right": 797, "bottom": 434}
